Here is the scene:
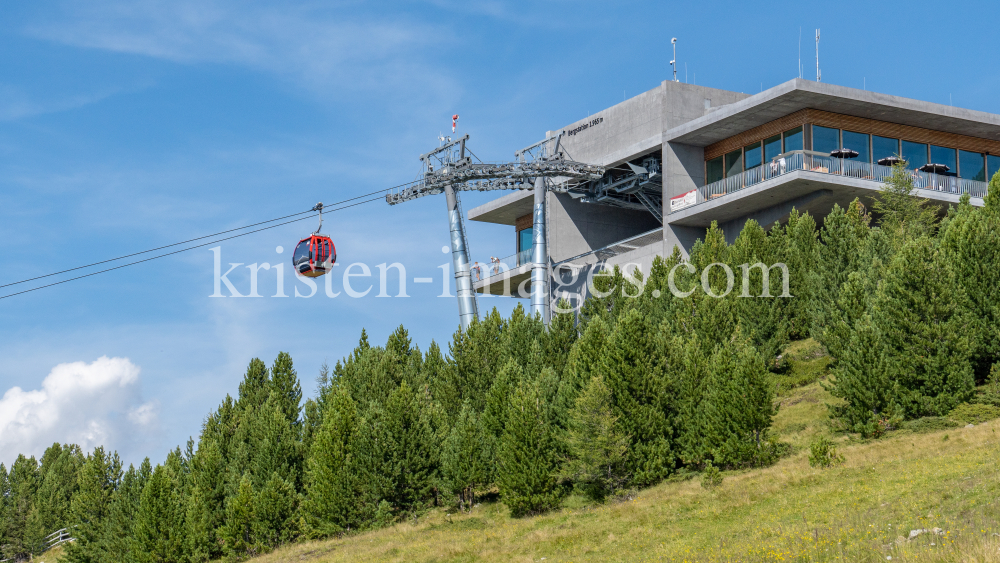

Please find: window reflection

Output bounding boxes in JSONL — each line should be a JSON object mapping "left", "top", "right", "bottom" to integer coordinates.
{"left": 783, "top": 127, "right": 803, "bottom": 152}
{"left": 901, "top": 141, "right": 928, "bottom": 169}
{"left": 764, "top": 135, "right": 782, "bottom": 162}
{"left": 930, "top": 145, "right": 957, "bottom": 175}
{"left": 873, "top": 136, "right": 899, "bottom": 164}
{"left": 725, "top": 149, "right": 743, "bottom": 177}
{"left": 744, "top": 141, "right": 762, "bottom": 170}
{"left": 959, "top": 151, "right": 985, "bottom": 181}
{"left": 706, "top": 156, "right": 724, "bottom": 184}
{"left": 842, "top": 131, "right": 870, "bottom": 163}
{"left": 812, "top": 126, "right": 840, "bottom": 155}
{"left": 987, "top": 155, "right": 1000, "bottom": 182}
{"left": 518, "top": 228, "right": 533, "bottom": 253}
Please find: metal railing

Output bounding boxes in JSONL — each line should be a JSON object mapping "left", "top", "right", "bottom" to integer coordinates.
{"left": 678, "top": 150, "right": 990, "bottom": 213}
{"left": 471, "top": 248, "right": 533, "bottom": 282}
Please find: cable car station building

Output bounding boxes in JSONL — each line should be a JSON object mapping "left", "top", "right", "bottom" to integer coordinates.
{"left": 467, "top": 78, "right": 998, "bottom": 313}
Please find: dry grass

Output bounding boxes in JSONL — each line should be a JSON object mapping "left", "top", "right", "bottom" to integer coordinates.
{"left": 249, "top": 388, "right": 1000, "bottom": 563}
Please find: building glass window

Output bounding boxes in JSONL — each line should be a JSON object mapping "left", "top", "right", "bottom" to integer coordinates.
{"left": 842, "top": 131, "right": 870, "bottom": 163}
{"left": 764, "top": 135, "right": 782, "bottom": 162}
{"left": 901, "top": 141, "right": 928, "bottom": 169}
{"left": 987, "top": 155, "right": 1000, "bottom": 182}
{"left": 744, "top": 141, "right": 762, "bottom": 170}
{"left": 812, "top": 125, "right": 840, "bottom": 155}
{"left": 783, "top": 126, "right": 803, "bottom": 152}
{"left": 959, "top": 150, "right": 985, "bottom": 181}
{"left": 873, "top": 136, "right": 900, "bottom": 164}
{"left": 725, "top": 149, "right": 743, "bottom": 177}
{"left": 706, "top": 156, "right": 724, "bottom": 184}
{"left": 518, "top": 228, "right": 533, "bottom": 253}
{"left": 930, "top": 145, "right": 957, "bottom": 175}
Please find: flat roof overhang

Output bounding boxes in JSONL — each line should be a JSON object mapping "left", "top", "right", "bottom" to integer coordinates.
{"left": 468, "top": 190, "right": 534, "bottom": 225}
{"left": 664, "top": 78, "right": 1000, "bottom": 147}
{"left": 666, "top": 171, "right": 983, "bottom": 229}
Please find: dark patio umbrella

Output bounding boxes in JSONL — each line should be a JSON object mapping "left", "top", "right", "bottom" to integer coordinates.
{"left": 877, "top": 156, "right": 903, "bottom": 166}
{"left": 830, "top": 148, "right": 859, "bottom": 159}
{"left": 919, "top": 163, "right": 950, "bottom": 174}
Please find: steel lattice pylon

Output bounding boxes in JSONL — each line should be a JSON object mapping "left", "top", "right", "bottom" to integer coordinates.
{"left": 388, "top": 134, "right": 604, "bottom": 330}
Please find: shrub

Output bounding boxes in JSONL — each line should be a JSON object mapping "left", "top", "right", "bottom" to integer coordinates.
{"left": 972, "top": 363, "right": 1000, "bottom": 407}
{"left": 948, "top": 403, "right": 1000, "bottom": 425}
{"left": 701, "top": 462, "right": 723, "bottom": 489}
{"left": 901, "top": 417, "right": 961, "bottom": 433}
{"left": 808, "top": 437, "right": 844, "bottom": 468}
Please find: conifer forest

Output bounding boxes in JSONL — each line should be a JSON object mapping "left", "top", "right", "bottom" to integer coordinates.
{"left": 3, "top": 170, "right": 1000, "bottom": 562}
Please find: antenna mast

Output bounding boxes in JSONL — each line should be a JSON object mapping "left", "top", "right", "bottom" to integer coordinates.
{"left": 815, "top": 29, "right": 821, "bottom": 82}
{"left": 670, "top": 38, "right": 678, "bottom": 82}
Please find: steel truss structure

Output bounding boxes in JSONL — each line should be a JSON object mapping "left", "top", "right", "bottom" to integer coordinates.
{"left": 387, "top": 133, "right": 663, "bottom": 330}
{"left": 385, "top": 135, "right": 605, "bottom": 206}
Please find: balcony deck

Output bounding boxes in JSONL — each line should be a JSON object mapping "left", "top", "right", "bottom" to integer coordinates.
{"left": 668, "top": 152, "right": 987, "bottom": 228}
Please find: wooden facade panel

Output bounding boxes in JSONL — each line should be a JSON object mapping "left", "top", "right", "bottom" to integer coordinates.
{"left": 705, "top": 108, "right": 1000, "bottom": 161}
{"left": 704, "top": 110, "right": 809, "bottom": 160}
{"left": 515, "top": 213, "right": 533, "bottom": 231}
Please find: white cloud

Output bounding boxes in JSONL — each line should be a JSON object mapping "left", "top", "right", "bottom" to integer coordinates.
{"left": 0, "top": 356, "right": 159, "bottom": 466}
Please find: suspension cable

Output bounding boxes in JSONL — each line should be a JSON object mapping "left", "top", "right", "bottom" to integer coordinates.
{"left": 0, "top": 191, "right": 396, "bottom": 300}
{"left": 0, "top": 181, "right": 418, "bottom": 291}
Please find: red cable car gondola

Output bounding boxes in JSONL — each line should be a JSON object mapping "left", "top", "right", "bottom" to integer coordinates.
{"left": 293, "top": 202, "right": 336, "bottom": 277}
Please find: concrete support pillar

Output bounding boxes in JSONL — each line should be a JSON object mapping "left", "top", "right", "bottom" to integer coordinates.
{"left": 531, "top": 177, "right": 549, "bottom": 325}
{"left": 444, "top": 183, "right": 478, "bottom": 330}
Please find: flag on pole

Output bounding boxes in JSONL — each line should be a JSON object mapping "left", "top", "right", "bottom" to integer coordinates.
{"left": 452, "top": 114, "right": 459, "bottom": 133}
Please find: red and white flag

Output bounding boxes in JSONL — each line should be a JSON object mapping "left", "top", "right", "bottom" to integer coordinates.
{"left": 452, "top": 114, "right": 459, "bottom": 133}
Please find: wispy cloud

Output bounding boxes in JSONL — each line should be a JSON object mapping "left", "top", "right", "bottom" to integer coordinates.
{"left": 25, "top": 1, "right": 457, "bottom": 99}
{"left": 0, "top": 83, "right": 125, "bottom": 121}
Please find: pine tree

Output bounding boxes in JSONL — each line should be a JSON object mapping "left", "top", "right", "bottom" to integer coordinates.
{"left": 352, "top": 403, "right": 396, "bottom": 526}
{"left": 252, "top": 473, "right": 298, "bottom": 551}
{"left": 497, "top": 379, "right": 561, "bottom": 517}
{"left": 1, "top": 454, "right": 39, "bottom": 561}
{"left": 698, "top": 337, "right": 776, "bottom": 468}
{"left": 441, "top": 401, "right": 488, "bottom": 511}
{"left": 183, "top": 437, "right": 226, "bottom": 562}
{"left": 561, "top": 376, "right": 630, "bottom": 501}
{"left": 542, "top": 304, "right": 578, "bottom": 379}
{"left": 939, "top": 193, "right": 1000, "bottom": 379}
{"left": 270, "top": 351, "right": 303, "bottom": 428}
{"left": 809, "top": 200, "right": 870, "bottom": 340}
{"left": 300, "top": 387, "right": 360, "bottom": 537}
{"left": 132, "top": 463, "right": 183, "bottom": 563}
{"left": 33, "top": 443, "right": 84, "bottom": 541}
{"left": 870, "top": 236, "right": 974, "bottom": 417}
{"left": 600, "top": 309, "right": 676, "bottom": 485}
{"left": 828, "top": 315, "right": 902, "bottom": 436}
{"left": 553, "top": 316, "right": 609, "bottom": 430}
{"left": 383, "top": 382, "right": 440, "bottom": 513}
{"left": 236, "top": 358, "right": 271, "bottom": 414}
{"left": 872, "top": 161, "right": 939, "bottom": 244}
{"left": 728, "top": 219, "right": 790, "bottom": 361}
{"left": 101, "top": 459, "right": 151, "bottom": 563}
{"left": 64, "top": 446, "right": 123, "bottom": 563}
{"left": 221, "top": 475, "right": 257, "bottom": 560}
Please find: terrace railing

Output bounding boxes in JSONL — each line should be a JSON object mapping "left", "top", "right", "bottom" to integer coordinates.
{"left": 472, "top": 248, "right": 533, "bottom": 282}
{"left": 677, "top": 150, "right": 989, "bottom": 214}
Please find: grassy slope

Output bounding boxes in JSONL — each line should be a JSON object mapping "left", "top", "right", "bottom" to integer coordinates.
{"left": 250, "top": 341, "right": 998, "bottom": 561}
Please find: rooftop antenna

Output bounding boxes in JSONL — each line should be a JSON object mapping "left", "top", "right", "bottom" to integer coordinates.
{"left": 798, "top": 27, "right": 802, "bottom": 79}
{"left": 670, "top": 38, "right": 678, "bottom": 82}
{"left": 815, "top": 29, "right": 821, "bottom": 82}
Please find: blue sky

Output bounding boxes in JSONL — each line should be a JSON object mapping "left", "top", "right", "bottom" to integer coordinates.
{"left": 1, "top": 0, "right": 998, "bottom": 466}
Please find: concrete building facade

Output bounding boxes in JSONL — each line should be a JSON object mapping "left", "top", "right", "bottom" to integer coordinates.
{"left": 467, "top": 79, "right": 998, "bottom": 313}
